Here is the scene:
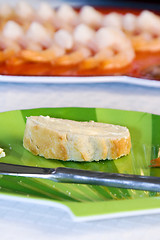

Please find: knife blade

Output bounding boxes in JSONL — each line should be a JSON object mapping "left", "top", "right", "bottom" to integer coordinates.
{"left": 0, "top": 162, "right": 160, "bottom": 192}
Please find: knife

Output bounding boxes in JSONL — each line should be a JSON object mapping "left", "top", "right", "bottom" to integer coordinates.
{"left": 0, "top": 162, "right": 160, "bottom": 192}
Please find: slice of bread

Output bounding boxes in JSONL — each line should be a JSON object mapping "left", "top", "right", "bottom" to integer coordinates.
{"left": 23, "top": 116, "right": 131, "bottom": 162}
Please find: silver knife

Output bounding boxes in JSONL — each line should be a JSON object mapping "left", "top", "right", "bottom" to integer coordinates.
{"left": 0, "top": 162, "right": 159, "bottom": 192}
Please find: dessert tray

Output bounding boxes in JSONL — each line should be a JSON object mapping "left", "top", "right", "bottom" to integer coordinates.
{"left": 0, "top": 1, "right": 159, "bottom": 86}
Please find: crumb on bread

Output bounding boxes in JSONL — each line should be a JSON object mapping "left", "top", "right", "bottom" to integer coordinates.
{"left": 0, "top": 148, "right": 5, "bottom": 158}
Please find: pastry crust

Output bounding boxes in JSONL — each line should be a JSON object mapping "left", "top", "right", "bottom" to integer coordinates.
{"left": 23, "top": 116, "right": 131, "bottom": 162}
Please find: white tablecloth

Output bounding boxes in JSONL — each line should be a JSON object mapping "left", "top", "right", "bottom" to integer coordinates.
{"left": 0, "top": 81, "right": 160, "bottom": 240}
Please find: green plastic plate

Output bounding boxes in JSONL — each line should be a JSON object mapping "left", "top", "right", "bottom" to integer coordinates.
{"left": 0, "top": 107, "right": 160, "bottom": 221}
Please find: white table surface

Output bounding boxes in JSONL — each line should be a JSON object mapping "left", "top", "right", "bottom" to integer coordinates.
{"left": 0, "top": 80, "right": 160, "bottom": 240}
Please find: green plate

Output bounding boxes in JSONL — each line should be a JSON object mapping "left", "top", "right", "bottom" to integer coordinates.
{"left": 0, "top": 107, "right": 160, "bottom": 221}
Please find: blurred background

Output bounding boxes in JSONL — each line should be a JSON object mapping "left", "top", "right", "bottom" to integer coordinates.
{"left": 49, "top": 0, "right": 160, "bottom": 9}
{"left": 0, "top": 0, "right": 159, "bottom": 10}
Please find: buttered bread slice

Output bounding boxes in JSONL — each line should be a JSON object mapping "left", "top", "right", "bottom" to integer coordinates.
{"left": 23, "top": 116, "right": 131, "bottom": 162}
